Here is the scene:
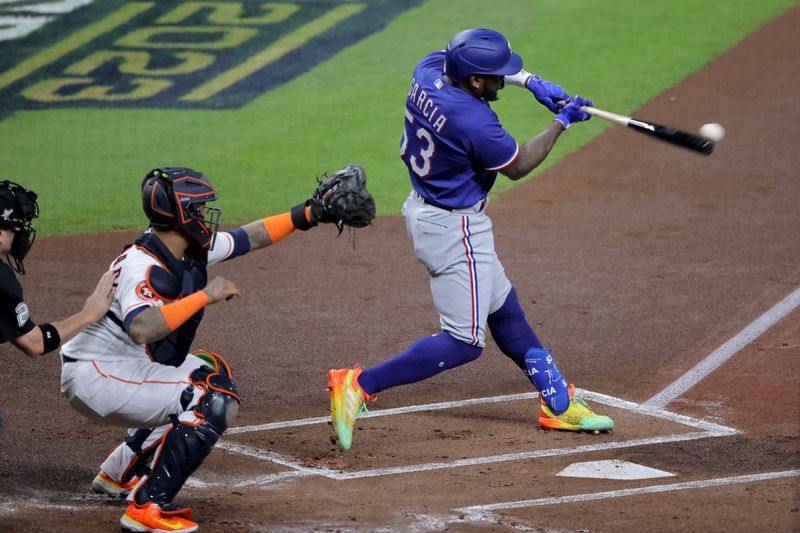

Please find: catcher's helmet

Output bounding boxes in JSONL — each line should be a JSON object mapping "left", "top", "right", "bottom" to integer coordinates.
{"left": 444, "top": 28, "right": 523, "bottom": 82}
{"left": 141, "top": 167, "right": 220, "bottom": 251}
{"left": 0, "top": 180, "right": 39, "bottom": 275}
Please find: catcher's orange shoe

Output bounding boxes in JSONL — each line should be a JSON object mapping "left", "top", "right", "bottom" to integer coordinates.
{"left": 539, "top": 383, "right": 614, "bottom": 433}
{"left": 120, "top": 501, "right": 197, "bottom": 533}
{"left": 328, "top": 366, "right": 376, "bottom": 452}
{"left": 92, "top": 470, "right": 140, "bottom": 498}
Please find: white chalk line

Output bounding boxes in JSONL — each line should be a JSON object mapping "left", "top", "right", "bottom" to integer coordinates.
{"left": 226, "top": 387, "right": 734, "bottom": 437}
{"left": 210, "top": 431, "right": 728, "bottom": 488}
{"left": 329, "top": 431, "right": 724, "bottom": 480}
{"left": 646, "top": 286, "right": 800, "bottom": 407}
{"left": 197, "top": 389, "right": 739, "bottom": 488}
{"left": 455, "top": 469, "right": 800, "bottom": 520}
{"left": 185, "top": 469, "right": 310, "bottom": 490}
{"left": 215, "top": 440, "right": 339, "bottom": 476}
{"left": 225, "top": 392, "right": 537, "bottom": 435}
{"left": 0, "top": 494, "right": 103, "bottom": 515}
{"left": 0, "top": 500, "right": 80, "bottom": 515}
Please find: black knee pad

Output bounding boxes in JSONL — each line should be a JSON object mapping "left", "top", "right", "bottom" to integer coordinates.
{"left": 196, "top": 378, "right": 240, "bottom": 433}
{"left": 190, "top": 363, "right": 241, "bottom": 430}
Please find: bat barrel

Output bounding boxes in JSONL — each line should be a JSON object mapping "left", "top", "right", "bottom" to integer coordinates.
{"left": 626, "top": 120, "right": 714, "bottom": 156}
{"left": 581, "top": 105, "right": 714, "bottom": 156}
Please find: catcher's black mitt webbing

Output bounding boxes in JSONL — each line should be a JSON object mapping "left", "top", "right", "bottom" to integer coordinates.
{"left": 309, "top": 164, "right": 375, "bottom": 232}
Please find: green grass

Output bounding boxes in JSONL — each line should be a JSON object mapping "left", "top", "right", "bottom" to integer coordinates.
{"left": 0, "top": 0, "right": 795, "bottom": 235}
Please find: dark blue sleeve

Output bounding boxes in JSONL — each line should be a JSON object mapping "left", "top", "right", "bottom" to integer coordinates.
{"left": 122, "top": 305, "right": 147, "bottom": 332}
{"left": 226, "top": 227, "right": 251, "bottom": 260}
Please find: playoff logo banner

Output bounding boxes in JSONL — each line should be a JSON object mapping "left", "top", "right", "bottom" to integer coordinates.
{"left": 0, "top": 0, "right": 422, "bottom": 118}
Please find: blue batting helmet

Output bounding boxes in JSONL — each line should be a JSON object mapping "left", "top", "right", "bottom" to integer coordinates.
{"left": 444, "top": 28, "right": 523, "bottom": 81}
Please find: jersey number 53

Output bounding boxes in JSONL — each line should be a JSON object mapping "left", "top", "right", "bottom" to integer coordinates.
{"left": 400, "top": 108, "right": 435, "bottom": 178}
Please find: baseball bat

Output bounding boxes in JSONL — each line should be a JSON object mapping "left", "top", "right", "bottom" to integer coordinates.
{"left": 504, "top": 72, "right": 714, "bottom": 156}
{"left": 579, "top": 105, "right": 714, "bottom": 156}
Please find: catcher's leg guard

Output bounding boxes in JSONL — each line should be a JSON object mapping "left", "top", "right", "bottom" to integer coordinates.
{"left": 524, "top": 347, "right": 570, "bottom": 414}
{"left": 134, "top": 359, "right": 240, "bottom": 507}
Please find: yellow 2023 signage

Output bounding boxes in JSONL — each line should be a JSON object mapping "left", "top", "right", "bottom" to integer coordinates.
{"left": 0, "top": 1, "right": 420, "bottom": 115}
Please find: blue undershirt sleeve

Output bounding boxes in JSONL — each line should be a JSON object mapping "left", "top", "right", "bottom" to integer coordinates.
{"left": 224, "top": 227, "right": 251, "bottom": 261}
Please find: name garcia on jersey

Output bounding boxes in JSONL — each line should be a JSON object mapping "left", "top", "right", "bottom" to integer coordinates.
{"left": 408, "top": 77, "right": 448, "bottom": 133}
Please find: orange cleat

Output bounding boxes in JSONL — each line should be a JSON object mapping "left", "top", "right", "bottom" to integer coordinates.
{"left": 120, "top": 501, "right": 198, "bottom": 533}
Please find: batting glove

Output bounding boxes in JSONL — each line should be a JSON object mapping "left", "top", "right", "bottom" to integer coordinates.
{"left": 505, "top": 69, "right": 571, "bottom": 113}
{"left": 555, "top": 96, "right": 593, "bottom": 129}
{"left": 527, "top": 75, "right": 570, "bottom": 113}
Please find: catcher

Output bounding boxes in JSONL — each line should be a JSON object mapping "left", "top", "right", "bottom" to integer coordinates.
{"left": 59, "top": 165, "right": 373, "bottom": 533}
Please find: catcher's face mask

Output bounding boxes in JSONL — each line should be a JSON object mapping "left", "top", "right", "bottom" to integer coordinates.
{"left": 0, "top": 180, "right": 39, "bottom": 275}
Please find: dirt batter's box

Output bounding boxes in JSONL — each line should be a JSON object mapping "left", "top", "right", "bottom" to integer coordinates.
{"left": 185, "top": 390, "right": 740, "bottom": 489}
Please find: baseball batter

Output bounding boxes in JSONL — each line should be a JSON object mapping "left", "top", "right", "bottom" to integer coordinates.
{"left": 0, "top": 180, "right": 114, "bottom": 431}
{"left": 60, "top": 166, "right": 372, "bottom": 533}
{"left": 329, "top": 28, "right": 613, "bottom": 452}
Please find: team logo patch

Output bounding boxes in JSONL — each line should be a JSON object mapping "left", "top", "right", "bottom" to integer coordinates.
{"left": 0, "top": 0, "right": 423, "bottom": 120}
{"left": 15, "top": 302, "right": 29, "bottom": 327}
{"left": 135, "top": 281, "right": 158, "bottom": 302}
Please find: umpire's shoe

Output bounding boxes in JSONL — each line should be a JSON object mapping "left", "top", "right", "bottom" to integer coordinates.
{"left": 121, "top": 501, "right": 198, "bottom": 533}
{"left": 539, "top": 384, "right": 614, "bottom": 433}
{"left": 328, "top": 366, "right": 376, "bottom": 452}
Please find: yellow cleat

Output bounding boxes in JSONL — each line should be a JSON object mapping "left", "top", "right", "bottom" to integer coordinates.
{"left": 328, "top": 366, "right": 375, "bottom": 452}
{"left": 539, "top": 384, "right": 614, "bottom": 433}
{"left": 92, "top": 470, "right": 140, "bottom": 498}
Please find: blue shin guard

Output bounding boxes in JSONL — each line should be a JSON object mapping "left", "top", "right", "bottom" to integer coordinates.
{"left": 524, "top": 347, "right": 570, "bottom": 414}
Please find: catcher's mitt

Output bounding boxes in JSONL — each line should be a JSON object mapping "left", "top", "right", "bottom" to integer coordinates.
{"left": 309, "top": 164, "right": 375, "bottom": 232}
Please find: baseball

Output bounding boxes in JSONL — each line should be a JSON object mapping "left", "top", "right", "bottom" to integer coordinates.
{"left": 699, "top": 122, "right": 725, "bottom": 141}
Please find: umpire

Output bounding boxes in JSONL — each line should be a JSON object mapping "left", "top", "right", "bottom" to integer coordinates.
{"left": 0, "top": 180, "right": 114, "bottom": 431}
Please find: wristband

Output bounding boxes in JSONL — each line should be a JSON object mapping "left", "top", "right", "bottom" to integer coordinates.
{"left": 39, "top": 323, "right": 61, "bottom": 354}
{"left": 290, "top": 203, "right": 315, "bottom": 231}
{"left": 160, "top": 291, "right": 209, "bottom": 332}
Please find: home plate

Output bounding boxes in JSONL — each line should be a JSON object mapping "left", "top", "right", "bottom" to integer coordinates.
{"left": 556, "top": 460, "right": 675, "bottom": 480}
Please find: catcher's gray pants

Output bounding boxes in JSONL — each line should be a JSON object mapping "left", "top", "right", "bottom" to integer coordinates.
{"left": 60, "top": 353, "right": 210, "bottom": 484}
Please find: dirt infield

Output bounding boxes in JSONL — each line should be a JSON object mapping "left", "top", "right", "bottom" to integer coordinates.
{"left": 2, "top": 6, "right": 799, "bottom": 532}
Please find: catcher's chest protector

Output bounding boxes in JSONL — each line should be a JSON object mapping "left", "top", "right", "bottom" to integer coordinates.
{"left": 135, "top": 232, "right": 208, "bottom": 367}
